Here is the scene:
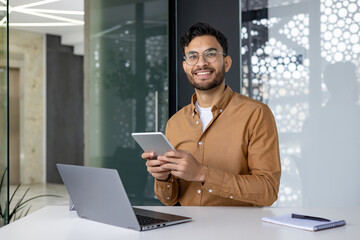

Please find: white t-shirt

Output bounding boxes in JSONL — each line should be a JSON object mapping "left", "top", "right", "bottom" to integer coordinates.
{"left": 195, "top": 101, "right": 213, "bottom": 132}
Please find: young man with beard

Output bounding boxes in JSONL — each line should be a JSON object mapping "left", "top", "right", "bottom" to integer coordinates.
{"left": 142, "top": 22, "right": 281, "bottom": 206}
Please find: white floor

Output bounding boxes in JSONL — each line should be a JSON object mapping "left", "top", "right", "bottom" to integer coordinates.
{"left": 9, "top": 183, "right": 69, "bottom": 221}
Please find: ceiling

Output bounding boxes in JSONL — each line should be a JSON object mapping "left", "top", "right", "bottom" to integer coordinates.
{"left": 8, "top": 0, "right": 84, "bottom": 55}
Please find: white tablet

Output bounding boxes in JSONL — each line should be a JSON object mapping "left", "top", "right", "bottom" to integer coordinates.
{"left": 132, "top": 132, "right": 175, "bottom": 156}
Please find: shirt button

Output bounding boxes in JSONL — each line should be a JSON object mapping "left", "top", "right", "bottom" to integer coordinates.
{"left": 198, "top": 141, "right": 202, "bottom": 146}
{"left": 220, "top": 109, "right": 223, "bottom": 113}
{"left": 197, "top": 189, "right": 201, "bottom": 194}
{"left": 209, "top": 189, "right": 213, "bottom": 193}
{"left": 167, "top": 184, "right": 171, "bottom": 188}
{"left": 196, "top": 121, "right": 199, "bottom": 125}
{"left": 166, "top": 197, "right": 170, "bottom": 200}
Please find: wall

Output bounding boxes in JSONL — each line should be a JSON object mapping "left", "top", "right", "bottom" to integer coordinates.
{"left": 9, "top": 29, "right": 44, "bottom": 184}
{"left": 7, "top": 31, "right": 84, "bottom": 184}
{"left": 46, "top": 35, "right": 84, "bottom": 183}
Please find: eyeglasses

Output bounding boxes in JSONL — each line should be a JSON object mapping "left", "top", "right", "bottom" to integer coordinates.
{"left": 183, "top": 49, "right": 226, "bottom": 66}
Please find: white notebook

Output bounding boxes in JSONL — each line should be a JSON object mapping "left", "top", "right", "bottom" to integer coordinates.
{"left": 261, "top": 213, "right": 346, "bottom": 232}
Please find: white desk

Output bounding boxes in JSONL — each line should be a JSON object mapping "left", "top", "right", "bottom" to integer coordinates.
{"left": 0, "top": 205, "right": 358, "bottom": 240}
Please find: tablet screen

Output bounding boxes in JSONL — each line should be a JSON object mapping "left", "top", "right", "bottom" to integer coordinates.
{"left": 132, "top": 132, "right": 175, "bottom": 156}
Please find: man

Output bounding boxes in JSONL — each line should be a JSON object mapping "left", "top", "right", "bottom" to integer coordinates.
{"left": 142, "top": 22, "right": 281, "bottom": 206}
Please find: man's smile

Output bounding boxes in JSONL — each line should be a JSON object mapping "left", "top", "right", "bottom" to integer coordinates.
{"left": 193, "top": 69, "right": 214, "bottom": 79}
{"left": 196, "top": 71, "right": 211, "bottom": 75}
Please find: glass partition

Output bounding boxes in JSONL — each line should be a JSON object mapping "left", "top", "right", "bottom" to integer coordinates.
{"left": 0, "top": 0, "right": 9, "bottom": 226}
{"left": 241, "top": 0, "right": 360, "bottom": 207}
{"left": 88, "top": 0, "right": 169, "bottom": 205}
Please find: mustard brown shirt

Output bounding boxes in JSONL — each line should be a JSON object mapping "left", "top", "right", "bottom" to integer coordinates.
{"left": 155, "top": 85, "right": 281, "bottom": 206}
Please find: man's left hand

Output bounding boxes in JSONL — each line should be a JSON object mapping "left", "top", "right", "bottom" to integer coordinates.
{"left": 158, "top": 150, "right": 208, "bottom": 182}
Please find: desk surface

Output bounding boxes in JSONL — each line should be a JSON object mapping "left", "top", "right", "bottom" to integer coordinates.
{"left": 0, "top": 205, "right": 358, "bottom": 240}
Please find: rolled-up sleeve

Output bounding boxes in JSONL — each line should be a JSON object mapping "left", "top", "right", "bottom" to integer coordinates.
{"left": 154, "top": 175, "right": 179, "bottom": 206}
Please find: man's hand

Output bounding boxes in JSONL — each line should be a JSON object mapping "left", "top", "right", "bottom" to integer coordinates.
{"left": 141, "top": 152, "right": 170, "bottom": 181}
{"left": 158, "top": 150, "right": 208, "bottom": 182}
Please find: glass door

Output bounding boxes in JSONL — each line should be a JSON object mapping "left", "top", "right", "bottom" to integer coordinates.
{"left": 87, "top": 0, "right": 169, "bottom": 205}
{"left": 0, "top": 0, "right": 9, "bottom": 226}
{"left": 241, "top": 0, "right": 360, "bottom": 207}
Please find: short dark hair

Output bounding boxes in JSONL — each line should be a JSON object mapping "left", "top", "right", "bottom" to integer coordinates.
{"left": 180, "top": 22, "right": 228, "bottom": 55}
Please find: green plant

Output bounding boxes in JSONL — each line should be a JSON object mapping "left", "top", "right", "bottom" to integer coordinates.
{"left": 0, "top": 168, "right": 7, "bottom": 226}
{"left": 0, "top": 168, "right": 60, "bottom": 225}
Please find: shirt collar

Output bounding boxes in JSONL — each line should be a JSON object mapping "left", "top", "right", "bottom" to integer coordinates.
{"left": 191, "top": 85, "right": 233, "bottom": 117}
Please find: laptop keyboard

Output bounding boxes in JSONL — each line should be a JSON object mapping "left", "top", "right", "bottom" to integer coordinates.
{"left": 136, "top": 214, "right": 169, "bottom": 226}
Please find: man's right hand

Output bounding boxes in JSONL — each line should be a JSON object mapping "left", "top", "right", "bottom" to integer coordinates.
{"left": 141, "top": 152, "right": 171, "bottom": 181}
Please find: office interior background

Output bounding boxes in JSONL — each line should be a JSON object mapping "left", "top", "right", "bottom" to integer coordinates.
{"left": 1, "top": 0, "right": 360, "bottom": 226}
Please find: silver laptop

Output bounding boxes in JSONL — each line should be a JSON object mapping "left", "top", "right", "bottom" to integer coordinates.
{"left": 56, "top": 164, "right": 191, "bottom": 231}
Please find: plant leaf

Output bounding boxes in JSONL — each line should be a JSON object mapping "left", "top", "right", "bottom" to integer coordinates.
{"left": 13, "top": 187, "right": 30, "bottom": 210}
{"left": 0, "top": 168, "right": 7, "bottom": 200}
{"left": 9, "top": 183, "right": 23, "bottom": 205}
{"left": 0, "top": 168, "right": 8, "bottom": 221}
{"left": 17, "top": 194, "right": 60, "bottom": 209}
{"left": 9, "top": 193, "right": 60, "bottom": 222}
{"left": 14, "top": 205, "right": 31, "bottom": 222}
{"left": 24, "top": 205, "right": 32, "bottom": 217}
{"left": 9, "top": 187, "right": 30, "bottom": 221}
{"left": 1, "top": 171, "right": 62, "bottom": 223}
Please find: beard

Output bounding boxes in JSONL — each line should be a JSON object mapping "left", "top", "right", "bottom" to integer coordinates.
{"left": 186, "top": 65, "right": 225, "bottom": 91}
